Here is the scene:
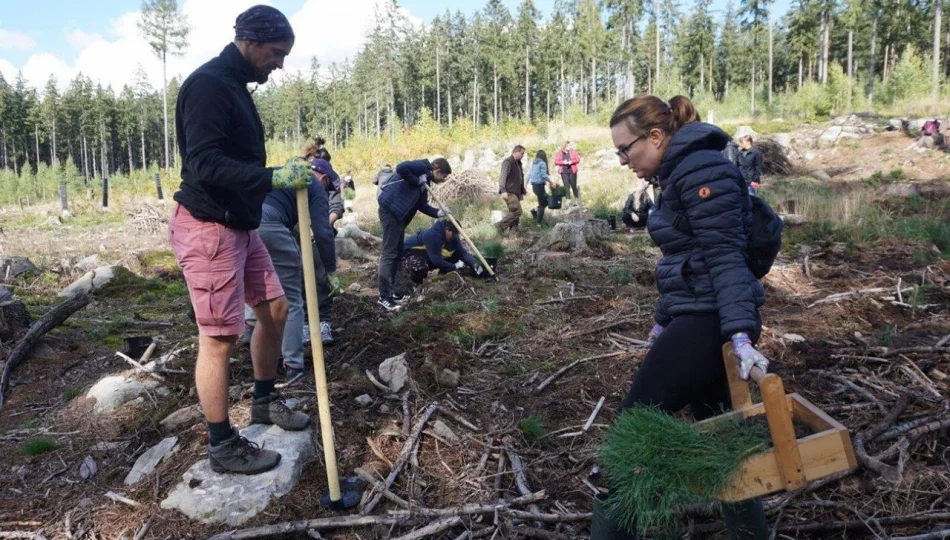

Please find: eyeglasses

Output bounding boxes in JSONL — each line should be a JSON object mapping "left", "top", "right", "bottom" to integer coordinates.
{"left": 616, "top": 135, "right": 645, "bottom": 160}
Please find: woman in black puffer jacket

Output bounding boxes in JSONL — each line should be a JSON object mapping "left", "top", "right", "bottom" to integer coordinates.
{"left": 591, "top": 95, "right": 771, "bottom": 540}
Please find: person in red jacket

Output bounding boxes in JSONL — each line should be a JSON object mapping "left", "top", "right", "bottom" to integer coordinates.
{"left": 555, "top": 141, "right": 582, "bottom": 207}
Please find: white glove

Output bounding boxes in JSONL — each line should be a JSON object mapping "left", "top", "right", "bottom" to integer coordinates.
{"left": 474, "top": 263, "right": 484, "bottom": 275}
{"left": 437, "top": 209, "right": 447, "bottom": 218}
{"left": 731, "top": 332, "right": 770, "bottom": 380}
{"left": 454, "top": 260, "right": 465, "bottom": 270}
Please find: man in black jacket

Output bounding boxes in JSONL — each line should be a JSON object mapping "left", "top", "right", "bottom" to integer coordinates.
{"left": 497, "top": 145, "right": 526, "bottom": 234}
{"left": 736, "top": 135, "right": 763, "bottom": 195}
{"left": 169, "top": 5, "right": 311, "bottom": 475}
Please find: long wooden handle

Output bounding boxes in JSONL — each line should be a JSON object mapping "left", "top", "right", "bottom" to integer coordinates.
{"left": 427, "top": 188, "right": 495, "bottom": 277}
{"left": 297, "top": 188, "right": 341, "bottom": 502}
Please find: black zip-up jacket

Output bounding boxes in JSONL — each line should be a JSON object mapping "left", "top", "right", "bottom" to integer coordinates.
{"left": 173, "top": 43, "right": 274, "bottom": 230}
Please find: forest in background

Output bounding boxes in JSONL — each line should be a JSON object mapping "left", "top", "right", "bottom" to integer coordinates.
{"left": 0, "top": 0, "right": 948, "bottom": 204}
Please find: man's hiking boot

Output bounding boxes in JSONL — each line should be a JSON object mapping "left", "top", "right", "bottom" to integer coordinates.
{"left": 320, "top": 321, "right": 336, "bottom": 346}
{"left": 251, "top": 393, "right": 311, "bottom": 431}
{"left": 209, "top": 432, "right": 281, "bottom": 475}
{"left": 378, "top": 297, "right": 402, "bottom": 312}
{"left": 590, "top": 493, "right": 638, "bottom": 540}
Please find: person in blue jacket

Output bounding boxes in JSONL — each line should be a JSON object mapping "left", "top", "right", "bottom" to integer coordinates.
{"left": 590, "top": 94, "right": 771, "bottom": 539}
{"left": 244, "top": 158, "right": 339, "bottom": 382}
{"left": 396, "top": 220, "right": 483, "bottom": 295}
{"left": 376, "top": 158, "right": 452, "bottom": 311}
{"left": 528, "top": 150, "right": 553, "bottom": 224}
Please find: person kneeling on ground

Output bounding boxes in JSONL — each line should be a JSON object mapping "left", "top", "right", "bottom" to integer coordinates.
{"left": 497, "top": 145, "right": 526, "bottom": 234}
{"left": 377, "top": 158, "right": 452, "bottom": 311}
{"left": 396, "top": 219, "right": 483, "bottom": 297}
{"left": 621, "top": 179, "right": 656, "bottom": 230}
{"left": 169, "top": 5, "right": 310, "bottom": 475}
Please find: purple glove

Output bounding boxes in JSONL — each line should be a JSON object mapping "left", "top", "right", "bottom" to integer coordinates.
{"left": 731, "top": 332, "right": 769, "bottom": 380}
{"left": 647, "top": 324, "right": 664, "bottom": 346}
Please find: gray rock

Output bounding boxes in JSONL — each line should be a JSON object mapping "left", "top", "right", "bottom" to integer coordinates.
{"left": 919, "top": 135, "right": 936, "bottom": 149}
{"left": 347, "top": 282, "right": 362, "bottom": 293}
{"left": 438, "top": 368, "right": 460, "bottom": 388}
{"left": 125, "top": 436, "right": 178, "bottom": 485}
{"left": 783, "top": 333, "right": 806, "bottom": 343}
{"left": 475, "top": 148, "right": 499, "bottom": 171}
{"left": 803, "top": 151, "right": 817, "bottom": 161}
{"left": 0, "top": 256, "right": 39, "bottom": 279}
{"left": 379, "top": 353, "right": 409, "bottom": 393}
{"left": 161, "top": 424, "right": 313, "bottom": 526}
{"left": 28, "top": 341, "right": 58, "bottom": 361}
{"left": 772, "top": 133, "right": 792, "bottom": 152}
{"left": 355, "top": 394, "right": 373, "bottom": 406}
{"left": 781, "top": 214, "right": 807, "bottom": 225}
{"left": 887, "top": 118, "right": 904, "bottom": 131}
{"left": 430, "top": 420, "right": 459, "bottom": 444}
{"left": 86, "top": 375, "right": 161, "bottom": 414}
{"left": 810, "top": 170, "right": 831, "bottom": 182}
{"left": 335, "top": 238, "right": 373, "bottom": 261}
{"left": 883, "top": 183, "right": 919, "bottom": 198}
{"left": 380, "top": 404, "right": 392, "bottom": 414}
{"left": 818, "top": 126, "right": 843, "bottom": 148}
{"left": 461, "top": 150, "right": 476, "bottom": 171}
{"left": 79, "top": 456, "right": 98, "bottom": 480}
{"left": 74, "top": 255, "right": 100, "bottom": 272}
{"left": 160, "top": 406, "right": 203, "bottom": 432}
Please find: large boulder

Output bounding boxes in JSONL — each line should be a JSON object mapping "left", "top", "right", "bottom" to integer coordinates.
{"left": 883, "top": 183, "right": 919, "bottom": 198}
{"left": 161, "top": 424, "right": 314, "bottom": 526}
{"left": 86, "top": 375, "right": 162, "bottom": 414}
{"left": 475, "top": 148, "right": 500, "bottom": 172}
{"left": 772, "top": 133, "right": 793, "bottom": 153}
{"left": 335, "top": 238, "right": 373, "bottom": 260}
{"left": 461, "top": 150, "right": 476, "bottom": 171}
{"left": 379, "top": 353, "right": 410, "bottom": 393}
{"left": 817, "top": 126, "right": 857, "bottom": 147}
{"left": 338, "top": 222, "right": 381, "bottom": 244}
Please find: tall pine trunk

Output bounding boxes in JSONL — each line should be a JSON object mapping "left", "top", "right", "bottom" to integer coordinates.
{"left": 655, "top": 3, "right": 661, "bottom": 90}
{"left": 51, "top": 116, "right": 57, "bottom": 168}
{"left": 590, "top": 56, "right": 597, "bottom": 113}
{"left": 848, "top": 30, "right": 854, "bottom": 111}
{"left": 161, "top": 52, "right": 170, "bottom": 173}
{"left": 798, "top": 55, "right": 804, "bottom": 91}
{"left": 934, "top": 0, "right": 943, "bottom": 100}
{"left": 493, "top": 61, "right": 499, "bottom": 126}
{"left": 525, "top": 44, "right": 531, "bottom": 120}
{"left": 869, "top": 7, "right": 879, "bottom": 107}
{"left": 140, "top": 122, "right": 147, "bottom": 172}
{"left": 128, "top": 134, "right": 134, "bottom": 173}
{"left": 436, "top": 44, "right": 441, "bottom": 123}
{"left": 768, "top": 19, "right": 774, "bottom": 106}
{"left": 560, "top": 56, "right": 565, "bottom": 123}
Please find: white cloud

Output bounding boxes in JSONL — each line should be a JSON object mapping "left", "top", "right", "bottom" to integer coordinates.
{"left": 64, "top": 29, "right": 102, "bottom": 50}
{"left": 0, "top": 57, "right": 16, "bottom": 81}
{"left": 0, "top": 27, "right": 36, "bottom": 51}
{"left": 8, "top": 0, "right": 408, "bottom": 93}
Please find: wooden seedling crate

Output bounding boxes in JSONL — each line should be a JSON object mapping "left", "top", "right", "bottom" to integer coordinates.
{"left": 698, "top": 343, "right": 859, "bottom": 502}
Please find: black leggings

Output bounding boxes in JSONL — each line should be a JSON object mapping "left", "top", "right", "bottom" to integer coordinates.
{"left": 561, "top": 172, "right": 579, "bottom": 199}
{"left": 618, "top": 313, "right": 768, "bottom": 540}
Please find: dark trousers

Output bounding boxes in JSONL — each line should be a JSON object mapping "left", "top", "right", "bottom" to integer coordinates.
{"left": 532, "top": 184, "right": 548, "bottom": 223}
{"left": 378, "top": 207, "right": 404, "bottom": 300}
{"left": 561, "top": 171, "right": 579, "bottom": 199}
{"left": 498, "top": 194, "right": 522, "bottom": 232}
{"left": 617, "top": 313, "right": 768, "bottom": 540}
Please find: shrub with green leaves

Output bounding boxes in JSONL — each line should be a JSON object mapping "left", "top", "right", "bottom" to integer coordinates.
{"left": 601, "top": 407, "right": 770, "bottom": 536}
{"left": 610, "top": 266, "right": 633, "bottom": 285}
{"left": 592, "top": 206, "right": 612, "bottom": 220}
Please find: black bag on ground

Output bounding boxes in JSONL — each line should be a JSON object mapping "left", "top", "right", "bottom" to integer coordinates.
{"left": 548, "top": 193, "right": 563, "bottom": 209}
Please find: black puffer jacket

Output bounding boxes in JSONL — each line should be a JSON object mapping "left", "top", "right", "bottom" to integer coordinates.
{"left": 646, "top": 122, "right": 764, "bottom": 338}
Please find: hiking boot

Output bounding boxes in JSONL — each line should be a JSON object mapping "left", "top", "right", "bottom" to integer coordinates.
{"left": 530, "top": 208, "right": 538, "bottom": 220}
{"left": 284, "top": 365, "right": 304, "bottom": 383}
{"left": 209, "top": 432, "right": 281, "bottom": 475}
{"left": 251, "top": 392, "right": 311, "bottom": 431}
{"left": 378, "top": 297, "right": 402, "bottom": 312}
{"left": 320, "top": 321, "right": 336, "bottom": 346}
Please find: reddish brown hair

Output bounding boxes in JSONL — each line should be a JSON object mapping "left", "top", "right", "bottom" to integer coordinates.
{"left": 609, "top": 95, "right": 700, "bottom": 136}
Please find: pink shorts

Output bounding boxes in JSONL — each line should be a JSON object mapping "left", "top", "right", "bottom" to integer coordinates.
{"left": 169, "top": 204, "right": 284, "bottom": 336}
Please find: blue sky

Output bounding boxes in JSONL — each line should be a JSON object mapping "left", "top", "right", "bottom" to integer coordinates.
{"left": 0, "top": 0, "right": 791, "bottom": 92}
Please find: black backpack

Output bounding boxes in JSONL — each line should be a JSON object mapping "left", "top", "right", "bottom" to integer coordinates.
{"left": 672, "top": 194, "right": 783, "bottom": 279}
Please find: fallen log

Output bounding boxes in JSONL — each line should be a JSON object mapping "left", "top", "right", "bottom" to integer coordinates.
{"left": 0, "top": 293, "right": 90, "bottom": 409}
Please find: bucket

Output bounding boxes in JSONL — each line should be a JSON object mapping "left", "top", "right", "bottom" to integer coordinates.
{"left": 477, "top": 256, "right": 499, "bottom": 279}
{"left": 608, "top": 216, "right": 617, "bottom": 230}
{"left": 548, "top": 194, "right": 563, "bottom": 209}
{"left": 125, "top": 336, "right": 153, "bottom": 359}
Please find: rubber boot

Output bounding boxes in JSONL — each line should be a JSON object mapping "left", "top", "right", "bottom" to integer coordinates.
{"left": 590, "top": 494, "right": 638, "bottom": 540}
{"left": 537, "top": 206, "right": 545, "bottom": 224}
{"left": 721, "top": 498, "right": 769, "bottom": 540}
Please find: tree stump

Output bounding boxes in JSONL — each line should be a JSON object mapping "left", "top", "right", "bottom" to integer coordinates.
{"left": 531, "top": 220, "right": 611, "bottom": 254}
{"left": 0, "top": 256, "right": 38, "bottom": 280}
{"left": 0, "top": 300, "right": 32, "bottom": 343}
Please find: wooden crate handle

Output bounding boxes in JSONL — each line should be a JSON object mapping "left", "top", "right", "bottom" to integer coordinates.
{"left": 722, "top": 343, "right": 807, "bottom": 491}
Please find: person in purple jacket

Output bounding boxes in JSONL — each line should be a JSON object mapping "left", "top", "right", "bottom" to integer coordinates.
{"left": 376, "top": 158, "right": 452, "bottom": 311}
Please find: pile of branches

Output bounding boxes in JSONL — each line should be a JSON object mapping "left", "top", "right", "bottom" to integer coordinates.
{"left": 434, "top": 170, "right": 496, "bottom": 203}
{"left": 758, "top": 138, "right": 794, "bottom": 176}
{"left": 128, "top": 204, "right": 168, "bottom": 234}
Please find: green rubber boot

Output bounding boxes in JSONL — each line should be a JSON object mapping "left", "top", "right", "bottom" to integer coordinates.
{"left": 590, "top": 494, "right": 638, "bottom": 540}
{"left": 721, "top": 498, "right": 769, "bottom": 540}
